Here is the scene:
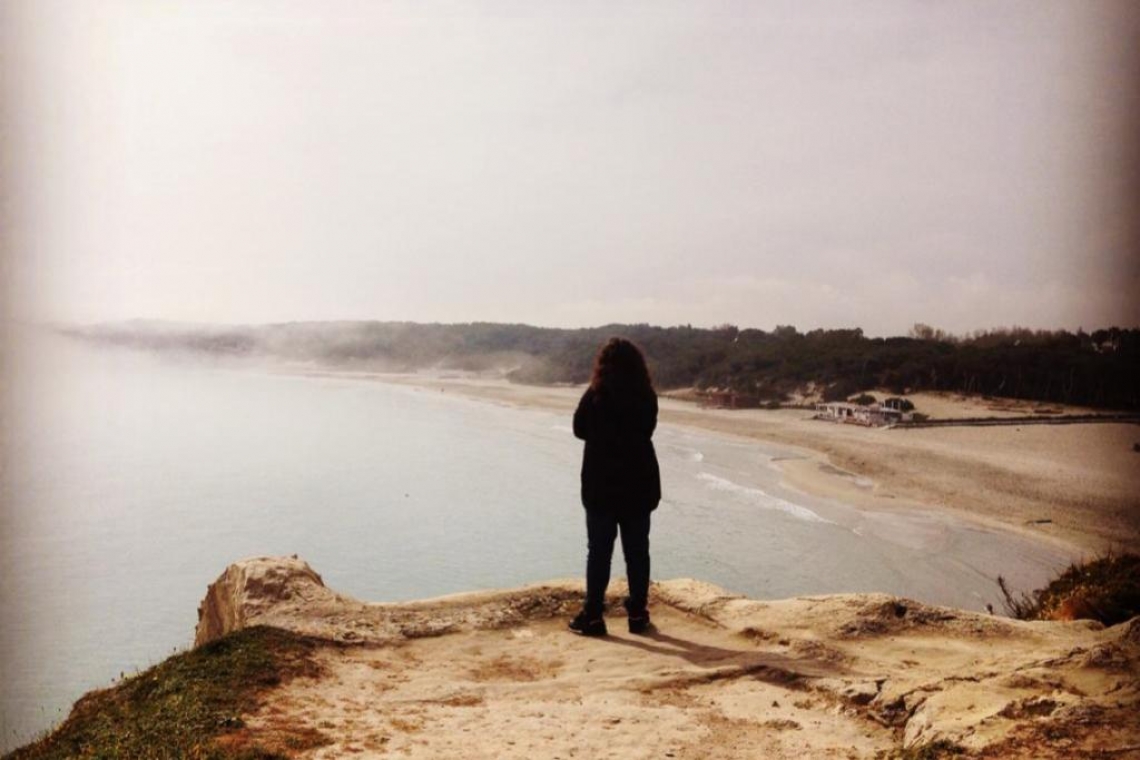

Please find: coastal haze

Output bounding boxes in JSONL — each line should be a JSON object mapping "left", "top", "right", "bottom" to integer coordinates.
{"left": 2, "top": 0, "right": 1140, "bottom": 755}
{"left": 2, "top": 1, "right": 1138, "bottom": 334}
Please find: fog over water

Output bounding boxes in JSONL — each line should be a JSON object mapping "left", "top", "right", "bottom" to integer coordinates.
{"left": 0, "top": 331, "right": 1073, "bottom": 749}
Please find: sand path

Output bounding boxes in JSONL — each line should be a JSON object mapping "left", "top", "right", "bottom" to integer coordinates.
{"left": 249, "top": 604, "right": 882, "bottom": 759}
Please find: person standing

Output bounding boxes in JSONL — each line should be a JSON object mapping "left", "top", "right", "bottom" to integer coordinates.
{"left": 569, "top": 337, "right": 661, "bottom": 636}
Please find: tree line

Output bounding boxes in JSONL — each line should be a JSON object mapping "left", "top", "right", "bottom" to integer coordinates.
{"left": 64, "top": 320, "right": 1140, "bottom": 410}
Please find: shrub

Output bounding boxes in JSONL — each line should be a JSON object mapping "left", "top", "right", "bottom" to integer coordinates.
{"left": 998, "top": 552, "right": 1140, "bottom": 626}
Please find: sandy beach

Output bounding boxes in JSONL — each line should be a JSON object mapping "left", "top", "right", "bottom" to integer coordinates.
{"left": 298, "top": 369, "right": 1140, "bottom": 556}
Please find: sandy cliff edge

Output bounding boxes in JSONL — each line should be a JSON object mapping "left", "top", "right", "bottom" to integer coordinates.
{"left": 193, "top": 556, "right": 1139, "bottom": 759}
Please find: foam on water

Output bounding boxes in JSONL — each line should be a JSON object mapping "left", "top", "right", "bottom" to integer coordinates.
{"left": 696, "top": 472, "right": 833, "bottom": 524}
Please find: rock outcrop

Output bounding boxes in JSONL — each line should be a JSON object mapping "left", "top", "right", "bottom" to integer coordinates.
{"left": 195, "top": 556, "right": 1140, "bottom": 758}
{"left": 195, "top": 555, "right": 343, "bottom": 646}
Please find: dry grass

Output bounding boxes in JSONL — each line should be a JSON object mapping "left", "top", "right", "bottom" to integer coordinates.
{"left": 998, "top": 552, "right": 1140, "bottom": 625}
{"left": 3, "top": 626, "right": 327, "bottom": 760}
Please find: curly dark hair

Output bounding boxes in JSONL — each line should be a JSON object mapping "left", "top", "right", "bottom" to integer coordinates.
{"left": 588, "top": 337, "right": 654, "bottom": 397}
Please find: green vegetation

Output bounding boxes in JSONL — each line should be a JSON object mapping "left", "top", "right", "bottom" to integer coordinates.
{"left": 4, "top": 626, "right": 326, "bottom": 760}
{"left": 998, "top": 553, "right": 1140, "bottom": 626}
{"left": 66, "top": 321, "right": 1140, "bottom": 410}
{"left": 886, "top": 739, "right": 965, "bottom": 759}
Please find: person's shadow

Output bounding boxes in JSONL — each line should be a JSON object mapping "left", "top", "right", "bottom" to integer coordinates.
{"left": 602, "top": 626, "right": 843, "bottom": 687}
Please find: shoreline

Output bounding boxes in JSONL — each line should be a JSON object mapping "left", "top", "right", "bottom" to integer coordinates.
{"left": 284, "top": 366, "right": 1139, "bottom": 557}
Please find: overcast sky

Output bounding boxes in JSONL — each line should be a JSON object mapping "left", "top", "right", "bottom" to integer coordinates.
{"left": 2, "top": 0, "right": 1138, "bottom": 336}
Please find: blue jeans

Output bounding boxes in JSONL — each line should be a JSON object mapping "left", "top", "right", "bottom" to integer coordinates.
{"left": 584, "top": 510, "right": 651, "bottom": 617}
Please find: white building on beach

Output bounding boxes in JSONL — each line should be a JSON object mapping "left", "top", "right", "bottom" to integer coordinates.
{"left": 815, "top": 400, "right": 913, "bottom": 427}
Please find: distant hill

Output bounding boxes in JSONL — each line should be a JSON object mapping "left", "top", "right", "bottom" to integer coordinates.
{"left": 60, "top": 320, "right": 1140, "bottom": 411}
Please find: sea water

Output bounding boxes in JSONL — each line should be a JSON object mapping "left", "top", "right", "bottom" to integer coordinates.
{"left": 0, "top": 331, "right": 1072, "bottom": 750}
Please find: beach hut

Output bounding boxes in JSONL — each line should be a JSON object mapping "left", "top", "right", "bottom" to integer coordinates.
{"left": 816, "top": 401, "right": 906, "bottom": 426}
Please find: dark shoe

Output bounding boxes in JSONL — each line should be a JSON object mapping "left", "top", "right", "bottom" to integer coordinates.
{"left": 627, "top": 610, "right": 651, "bottom": 635}
{"left": 568, "top": 611, "right": 607, "bottom": 637}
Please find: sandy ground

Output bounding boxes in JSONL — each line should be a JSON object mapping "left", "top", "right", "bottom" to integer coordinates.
{"left": 250, "top": 603, "right": 887, "bottom": 759}
{"left": 202, "top": 557, "right": 1140, "bottom": 760}
{"left": 292, "top": 370, "right": 1140, "bottom": 554}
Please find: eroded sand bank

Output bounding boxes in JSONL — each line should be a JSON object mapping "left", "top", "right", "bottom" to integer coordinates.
{"left": 198, "top": 556, "right": 1140, "bottom": 759}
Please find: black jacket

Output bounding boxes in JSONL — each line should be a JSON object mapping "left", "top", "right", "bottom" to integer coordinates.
{"left": 573, "top": 387, "right": 661, "bottom": 514}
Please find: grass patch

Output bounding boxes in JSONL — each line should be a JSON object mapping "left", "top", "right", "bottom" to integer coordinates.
{"left": 4, "top": 626, "right": 327, "bottom": 760}
{"left": 998, "top": 552, "right": 1140, "bottom": 626}
{"left": 886, "top": 739, "right": 965, "bottom": 759}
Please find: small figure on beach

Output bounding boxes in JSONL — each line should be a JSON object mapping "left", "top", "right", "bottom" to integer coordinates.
{"left": 569, "top": 337, "right": 662, "bottom": 637}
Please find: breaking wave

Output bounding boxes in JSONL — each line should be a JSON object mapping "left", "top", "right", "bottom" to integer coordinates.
{"left": 696, "top": 472, "right": 833, "bottom": 524}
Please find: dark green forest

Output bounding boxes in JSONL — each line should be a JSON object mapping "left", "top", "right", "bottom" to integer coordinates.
{"left": 64, "top": 321, "right": 1140, "bottom": 411}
